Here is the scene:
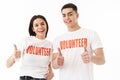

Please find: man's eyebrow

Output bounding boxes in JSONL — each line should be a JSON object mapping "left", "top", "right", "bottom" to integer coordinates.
{"left": 62, "top": 11, "right": 73, "bottom": 15}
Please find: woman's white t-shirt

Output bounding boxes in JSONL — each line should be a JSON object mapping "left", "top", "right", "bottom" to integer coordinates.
{"left": 17, "top": 36, "right": 52, "bottom": 78}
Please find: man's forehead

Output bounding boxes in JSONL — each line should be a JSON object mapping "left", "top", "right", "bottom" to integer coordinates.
{"left": 62, "top": 8, "right": 74, "bottom": 14}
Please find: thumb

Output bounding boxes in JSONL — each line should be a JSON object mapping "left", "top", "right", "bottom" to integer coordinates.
{"left": 84, "top": 46, "right": 88, "bottom": 52}
{"left": 44, "top": 73, "right": 48, "bottom": 78}
{"left": 58, "top": 48, "right": 62, "bottom": 56}
{"left": 14, "top": 44, "right": 18, "bottom": 50}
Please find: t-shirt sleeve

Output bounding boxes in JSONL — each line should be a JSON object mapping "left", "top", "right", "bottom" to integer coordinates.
{"left": 52, "top": 38, "right": 59, "bottom": 53}
{"left": 91, "top": 31, "right": 103, "bottom": 50}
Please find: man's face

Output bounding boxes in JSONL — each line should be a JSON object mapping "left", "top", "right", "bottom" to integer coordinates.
{"left": 62, "top": 8, "right": 78, "bottom": 28}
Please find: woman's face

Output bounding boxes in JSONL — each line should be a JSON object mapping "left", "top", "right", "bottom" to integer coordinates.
{"left": 32, "top": 18, "right": 47, "bottom": 39}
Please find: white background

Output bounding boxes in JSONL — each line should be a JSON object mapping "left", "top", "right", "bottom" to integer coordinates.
{"left": 0, "top": 0, "right": 120, "bottom": 80}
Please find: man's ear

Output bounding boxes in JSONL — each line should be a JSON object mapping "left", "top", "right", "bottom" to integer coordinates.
{"left": 77, "top": 13, "right": 79, "bottom": 18}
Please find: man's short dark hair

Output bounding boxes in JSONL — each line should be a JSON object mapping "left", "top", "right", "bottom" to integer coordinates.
{"left": 61, "top": 3, "right": 77, "bottom": 12}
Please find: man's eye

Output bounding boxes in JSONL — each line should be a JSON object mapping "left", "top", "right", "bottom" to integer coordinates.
{"left": 69, "top": 13, "right": 73, "bottom": 16}
{"left": 62, "top": 15, "right": 65, "bottom": 17}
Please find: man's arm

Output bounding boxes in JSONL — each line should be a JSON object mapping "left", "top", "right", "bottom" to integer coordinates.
{"left": 91, "top": 48, "right": 105, "bottom": 65}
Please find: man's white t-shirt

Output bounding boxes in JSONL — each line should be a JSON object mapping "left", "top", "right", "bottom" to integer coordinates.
{"left": 17, "top": 36, "right": 53, "bottom": 78}
{"left": 53, "top": 28, "right": 103, "bottom": 80}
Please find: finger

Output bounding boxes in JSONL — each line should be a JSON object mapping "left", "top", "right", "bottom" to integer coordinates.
{"left": 14, "top": 44, "right": 18, "bottom": 50}
{"left": 44, "top": 73, "right": 48, "bottom": 78}
{"left": 58, "top": 48, "right": 62, "bottom": 56}
{"left": 84, "top": 46, "right": 87, "bottom": 52}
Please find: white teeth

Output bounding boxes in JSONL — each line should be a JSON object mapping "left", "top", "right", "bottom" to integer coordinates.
{"left": 38, "top": 30, "right": 45, "bottom": 33}
{"left": 66, "top": 20, "right": 71, "bottom": 23}
{"left": 66, "top": 21, "right": 70, "bottom": 24}
{"left": 39, "top": 30, "right": 44, "bottom": 32}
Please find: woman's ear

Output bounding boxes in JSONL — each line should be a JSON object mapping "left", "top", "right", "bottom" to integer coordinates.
{"left": 32, "top": 27, "right": 35, "bottom": 32}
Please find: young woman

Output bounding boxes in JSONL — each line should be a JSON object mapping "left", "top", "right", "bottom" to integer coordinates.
{"left": 6, "top": 15, "right": 54, "bottom": 80}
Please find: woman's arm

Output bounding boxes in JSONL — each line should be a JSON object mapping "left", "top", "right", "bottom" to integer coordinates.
{"left": 44, "top": 62, "right": 54, "bottom": 80}
{"left": 6, "top": 54, "right": 16, "bottom": 68}
{"left": 6, "top": 44, "right": 21, "bottom": 68}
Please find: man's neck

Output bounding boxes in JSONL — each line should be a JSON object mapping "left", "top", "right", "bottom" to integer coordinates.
{"left": 68, "top": 24, "right": 80, "bottom": 32}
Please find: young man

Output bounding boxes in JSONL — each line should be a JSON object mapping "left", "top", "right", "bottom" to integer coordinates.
{"left": 52, "top": 3, "right": 105, "bottom": 80}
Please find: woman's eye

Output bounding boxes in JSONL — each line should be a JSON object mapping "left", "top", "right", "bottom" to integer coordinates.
{"left": 41, "top": 23, "right": 44, "bottom": 25}
{"left": 35, "top": 24, "right": 39, "bottom": 27}
{"left": 41, "top": 22, "right": 45, "bottom": 25}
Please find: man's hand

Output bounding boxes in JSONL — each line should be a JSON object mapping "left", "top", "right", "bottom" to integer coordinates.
{"left": 81, "top": 47, "right": 91, "bottom": 63}
{"left": 56, "top": 48, "right": 64, "bottom": 66}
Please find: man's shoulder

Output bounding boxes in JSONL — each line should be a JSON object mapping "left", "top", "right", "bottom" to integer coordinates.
{"left": 81, "top": 27, "right": 97, "bottom": 34}
{"left": 82, "top": 27, "right": 95, "bottom": 32}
